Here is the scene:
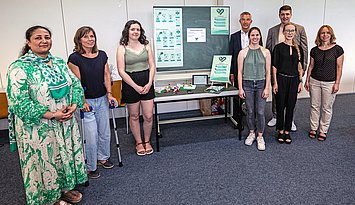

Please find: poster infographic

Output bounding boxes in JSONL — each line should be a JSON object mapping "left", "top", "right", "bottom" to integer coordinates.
{"left": 210, "top": 55, "right": 232, "bottom": 83}
{"left": 154, "top": 8, "right": 183, "bottom": 67}
{"left": 211, "top": 7, "right": 230, "bottom": 35}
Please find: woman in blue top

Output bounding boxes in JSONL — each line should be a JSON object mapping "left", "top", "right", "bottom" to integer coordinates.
{"left": 116, "top": 20, "right": 156, "bottom": 156}
{"left": 237, "top": 27, "right": 271, "bottom": 151}
{"left": 68, "top": 26, "right": 117, "bottom": 179}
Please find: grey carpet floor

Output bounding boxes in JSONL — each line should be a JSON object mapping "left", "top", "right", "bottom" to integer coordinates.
{"left": 1, "top": 94, "right": 355, "bottom": 205}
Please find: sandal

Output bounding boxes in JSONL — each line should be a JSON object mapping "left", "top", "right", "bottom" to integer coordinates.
{"left": 145, "top": 141, "right": 154, "bottom": 155}
{"left": 309, "top": 131, "right": 317, "bottom": 139}
{"left": 54, "top": 199, "right": 72, "bottom": 205}
{"left": 277, "top": 132, "right": 284, "bottom": 144}
{"left": 285, "top": 133, "right": 292, "bottom": 144}
{"left": 318, "top": 133, "right": 327, "bottom": 141}
{"left": 136, "top": 142, "right": 146, "bottom": 156}
{"left": 61, "top": 190, "right": 82, "bottom": 204}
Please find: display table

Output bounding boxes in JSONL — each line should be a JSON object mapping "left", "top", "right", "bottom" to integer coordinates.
{"left": 154, "top": 85, "right": 241, "bottom": 151}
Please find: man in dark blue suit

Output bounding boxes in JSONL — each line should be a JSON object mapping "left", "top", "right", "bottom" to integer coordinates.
{"left": 229, "top": 12, "right": 252, "bottom": 123}
{"left": 229, "top": 11, "right": 253, "bottom": 86}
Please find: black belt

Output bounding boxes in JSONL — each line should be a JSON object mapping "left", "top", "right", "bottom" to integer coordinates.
{"left": 278, "top": 73, "right": 297, "bottom": 78}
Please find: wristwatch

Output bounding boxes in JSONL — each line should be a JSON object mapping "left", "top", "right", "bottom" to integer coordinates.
{"left": 50, "top": 112, "right": 56, "bottom": 120}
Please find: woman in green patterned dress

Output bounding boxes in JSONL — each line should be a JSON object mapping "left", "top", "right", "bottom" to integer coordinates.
{"left": 7, "top": 26, "right": 87, "bottom": 205}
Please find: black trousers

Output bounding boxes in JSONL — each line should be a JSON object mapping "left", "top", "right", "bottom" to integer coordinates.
{"left": 232, "top": 78, "right": 242, "bottom": 120}
{"left": 275, "top": 74, "right": 299, "bottom": 132}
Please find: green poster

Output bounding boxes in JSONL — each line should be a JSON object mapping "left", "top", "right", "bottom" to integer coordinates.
{"left": 154, "top": 8, "right": 184, "bottom": 68}
{"left": 210, "top": 55, "right": 232, "bottom": 83}
{"left": 211, "top": 7, "right": 229, "bottom": 35}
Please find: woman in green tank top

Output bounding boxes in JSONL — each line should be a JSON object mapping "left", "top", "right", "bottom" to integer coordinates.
{"left": 117, "top": 20, "right": 156, "bottom": 156}
{"left": 237, "top": 27, "right": 271, "bottom": 151}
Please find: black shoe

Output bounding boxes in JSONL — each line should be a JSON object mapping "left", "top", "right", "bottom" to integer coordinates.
{"left": 285, "top": 133, "right": 292, "bottom": 144}
{"left": 317, "top": 133, "right": 327, "bottom": 141}
{"left": 87, "top": 170, "right": 100, "bottom": 179}
{"left": 277, "top": 133, "right": 284, "bottom": 144}
{"left": 98, "top": 159, "right": 114, "bottom": 169}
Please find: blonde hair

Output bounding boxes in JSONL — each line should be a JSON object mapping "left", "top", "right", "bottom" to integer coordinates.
{"left": 315, "top": 25, "right": 336, "bottom": 46}
{"left": 283, "top": 22, "right": 301, "bottom": 61}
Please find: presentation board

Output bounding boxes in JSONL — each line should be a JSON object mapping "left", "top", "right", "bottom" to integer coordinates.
{"left": 153, "top": 6, "right": 230, "bottom": 72}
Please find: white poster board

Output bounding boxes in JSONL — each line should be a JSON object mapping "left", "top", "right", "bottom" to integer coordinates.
{"left": 210, "top": 55, "right": 232, "bottom": 83}
{"left": 153, "top": 8, "right": 183, "bottom": 68}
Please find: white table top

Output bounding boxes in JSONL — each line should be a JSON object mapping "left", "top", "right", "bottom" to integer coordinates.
{"left": 154, "top": 87, "right": 238, "bottom": 103}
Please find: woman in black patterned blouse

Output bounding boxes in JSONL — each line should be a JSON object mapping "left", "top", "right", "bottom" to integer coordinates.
{"left": 304, "top": 25, "right": 344, "bottom": 141}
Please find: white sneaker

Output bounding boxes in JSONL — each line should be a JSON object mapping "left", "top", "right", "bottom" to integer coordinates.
{"left": 245, "top": 133, "right": 256, "bottom": 146}
{"left": 257, "top": 137, "right": 265, "bottom": 151}
{"left": 291, "top": 121, "right": 297, "bottom": 131}
{"left": 267, "top": 118, "right": 277, "bottom": 127}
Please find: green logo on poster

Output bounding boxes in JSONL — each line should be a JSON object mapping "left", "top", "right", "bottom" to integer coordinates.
{"left": 219, "top": 57, "right": 226, "bottom": 62}
{"left": 216, "top": 9, "right": 224, "bottom": 15}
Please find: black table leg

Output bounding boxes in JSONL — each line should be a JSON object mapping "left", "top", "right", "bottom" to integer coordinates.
{"left": 238, "top": 96, "right": 243, "bottom": 141}
{"left": 224, "top": 97, "right": 228, "bottom": 123}
{"left": 154, "top": 102, "right": 160, "bottom": 152}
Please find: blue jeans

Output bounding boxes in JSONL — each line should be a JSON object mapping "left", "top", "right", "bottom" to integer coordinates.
{"left": 84, "top": 95, "right": 111, "bottom": 171}
{"left": 243, "top": 80, "right": 266, "bottom": 134}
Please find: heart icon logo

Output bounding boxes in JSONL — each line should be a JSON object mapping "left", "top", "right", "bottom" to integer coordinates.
{"left": 216, "top": 9, "right": 224, "bottom": 15}
{"left": 219, "top": 57, "right": 226, "bottom": 62}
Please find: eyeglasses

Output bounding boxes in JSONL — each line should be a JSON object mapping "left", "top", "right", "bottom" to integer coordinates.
{"left": 284, "top": 29, "right": 295, "bottom": 33}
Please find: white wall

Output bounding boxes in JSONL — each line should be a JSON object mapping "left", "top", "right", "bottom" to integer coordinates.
{"left": 61, "top": 0, "right": 127, "bottom": 66}
{"left": 0, "top": 0, "right": 67, "bottom": 88}
{"left": 324, "top": 0, "right": 355, "bottom": 93}
{"left": 0, "top": 0, "right": 354, "bottom": 123}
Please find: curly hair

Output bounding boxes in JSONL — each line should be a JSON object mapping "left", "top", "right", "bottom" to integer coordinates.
{"left": 119, "top": 20, "right": 148, "bottom": 46}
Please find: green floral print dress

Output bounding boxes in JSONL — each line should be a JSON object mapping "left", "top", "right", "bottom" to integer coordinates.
{"left": 6, "top": 51, "right": 87, "bottom": 205}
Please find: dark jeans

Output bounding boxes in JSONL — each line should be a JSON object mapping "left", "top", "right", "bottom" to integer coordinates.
{"left": 275, "top": 74, "right": 299, "bottom": 132}
{"left": 243, "top": 80, "right": 266, "bottom": 134}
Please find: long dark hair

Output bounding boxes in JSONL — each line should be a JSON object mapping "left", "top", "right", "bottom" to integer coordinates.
{"left": 73, "top": 26, "right": 98, "bottom": 54}
{"left": 248, "top": 27, "right": 263, "bottom": 46}
{"left": 20, "top": 25, "right": 52, "bottom": 56}
{"left": 119, "top": 20, "right": 148, "bottom": 46}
